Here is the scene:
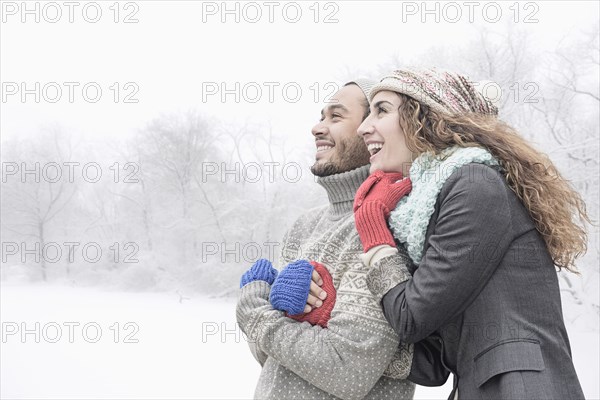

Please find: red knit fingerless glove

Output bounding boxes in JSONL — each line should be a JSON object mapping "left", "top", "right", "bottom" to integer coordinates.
{"left": 353, "top": 170, "right": 412, "bottom": 252}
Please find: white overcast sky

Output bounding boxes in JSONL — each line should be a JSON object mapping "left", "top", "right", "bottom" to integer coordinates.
{"left": 1, "top": 1, "right": 598, "bottom": 149}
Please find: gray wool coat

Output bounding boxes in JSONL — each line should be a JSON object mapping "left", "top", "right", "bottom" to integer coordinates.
{"left": 366, "top": 163, "right": 585, "bottom": 400}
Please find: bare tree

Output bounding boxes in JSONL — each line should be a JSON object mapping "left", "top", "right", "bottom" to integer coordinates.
{"left": 1, "top": 130, "right": 79, "bottom": 281}
{"left": 134, "top": 110, "right": 218, "bottom": 264}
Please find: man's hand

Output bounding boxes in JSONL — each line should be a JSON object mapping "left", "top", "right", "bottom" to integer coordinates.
{"left": 306, "top": 268, "right": 326, "bottom": 313}
{"left": 270, "top": 260, "right": 318, "bottom": 315}
{"left": 353, "top": 170, "right": 412, "bottom": 252}
{"left": 240, "top": 258, "right": 278, "bottom": 288}
{"left": 270, "top": 260, "right": 336, "bottom": 327}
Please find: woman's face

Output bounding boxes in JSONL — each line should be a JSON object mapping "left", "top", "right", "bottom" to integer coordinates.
{"left": 357, "top": 91, "right": 414, "bottom": 176}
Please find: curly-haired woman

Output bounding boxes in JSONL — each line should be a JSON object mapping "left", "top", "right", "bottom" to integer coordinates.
{"left": 352, "top": 67, "right": 589, "bottom": 399}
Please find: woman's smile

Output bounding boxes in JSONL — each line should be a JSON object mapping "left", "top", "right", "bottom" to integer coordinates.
{"left": 366, "top": 141, "right": 384, "bottom": 162}
{"left": 358, "top": 91, "right": 413, "bottom": 175}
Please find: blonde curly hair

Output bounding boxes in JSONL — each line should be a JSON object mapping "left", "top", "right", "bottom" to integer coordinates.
{"left": 396, "top": 93, "right": 591, "bottom": 273}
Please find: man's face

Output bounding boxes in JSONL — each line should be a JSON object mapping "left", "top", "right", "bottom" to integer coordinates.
{"left": 310, "top": 84, "right": 371, "bottom": 177}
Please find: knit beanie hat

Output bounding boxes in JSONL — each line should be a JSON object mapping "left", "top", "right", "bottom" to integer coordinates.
{"left": 345, "top": 79, "right": 377, "bottom": 103}
{"left": 369, "top": 67, "right": 498, "bottom": 116}
{"left": 287, "top": 261, "right": 337, "bottom": 328}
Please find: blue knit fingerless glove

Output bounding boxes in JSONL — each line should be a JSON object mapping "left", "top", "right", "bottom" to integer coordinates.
{"left": 269, "top": 260, "right": 314, "bottom": 315}
{"left": 240, "top": 259, "right": 279, "bottom": 288}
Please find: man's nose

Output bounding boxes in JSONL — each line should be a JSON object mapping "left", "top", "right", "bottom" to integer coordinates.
{"left": 311, "top": 121, "right": 327, "bottom": 137}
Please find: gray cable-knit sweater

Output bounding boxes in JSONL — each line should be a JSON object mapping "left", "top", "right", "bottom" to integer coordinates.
{"left": 236, "top": 166, "right": 416, "bottom": 400}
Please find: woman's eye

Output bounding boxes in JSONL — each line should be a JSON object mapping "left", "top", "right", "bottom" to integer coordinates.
{"left": 377, "top": 107, "right": 387, "bottom": 114}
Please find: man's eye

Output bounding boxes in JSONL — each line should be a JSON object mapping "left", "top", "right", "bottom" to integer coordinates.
{"left": 332, "top": 113, "right": 342, "bottom": 119}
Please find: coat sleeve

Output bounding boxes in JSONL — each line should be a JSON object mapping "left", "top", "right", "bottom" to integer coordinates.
{"left": 367, "top": 164, "right": 514, "bottom": 343}
{"left": 236, "top": 279, "right": 409, "bottom": 400}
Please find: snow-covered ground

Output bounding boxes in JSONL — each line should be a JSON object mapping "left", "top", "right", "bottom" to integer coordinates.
{"left": 1, "top": 284, "right": 598, "bottom": 399}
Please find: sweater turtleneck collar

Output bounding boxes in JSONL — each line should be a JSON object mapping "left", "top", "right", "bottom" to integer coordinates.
{"left": 316, "top": 165, "right": 370, "bottom": 218}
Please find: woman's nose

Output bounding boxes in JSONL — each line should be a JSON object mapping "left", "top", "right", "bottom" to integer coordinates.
{"left": 357, "top": 116, "right": 373, "bottom": 137}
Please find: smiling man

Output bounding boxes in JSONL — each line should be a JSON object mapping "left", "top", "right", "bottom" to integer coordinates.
{"left": 235, "top": 80, "right": 446, "bottom": 400}
{"left": 311, "top": 82, "right": 372, "bottom": 177}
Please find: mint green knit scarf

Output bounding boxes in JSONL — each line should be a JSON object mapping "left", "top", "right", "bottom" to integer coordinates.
{"left": 389, "top": 146, "right": 500, "bottom": 264}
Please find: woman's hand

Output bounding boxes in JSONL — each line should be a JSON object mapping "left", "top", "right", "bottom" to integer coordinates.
{"left": 353, "top": 170, "right": 412, "bottom": 252}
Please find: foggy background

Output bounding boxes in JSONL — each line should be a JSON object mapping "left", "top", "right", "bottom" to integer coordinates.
{"left": 1, "top": 1, "right": 598, "bottom": 399}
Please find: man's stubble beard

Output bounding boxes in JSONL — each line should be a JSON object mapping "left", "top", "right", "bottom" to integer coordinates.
{"left": 310, "top": 135, "right": 371, "bottom": 177}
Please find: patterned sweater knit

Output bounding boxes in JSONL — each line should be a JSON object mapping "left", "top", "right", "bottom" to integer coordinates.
{"left": 236, "top": 165, "right": 415, "bottom": 400}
